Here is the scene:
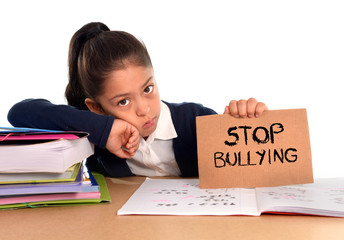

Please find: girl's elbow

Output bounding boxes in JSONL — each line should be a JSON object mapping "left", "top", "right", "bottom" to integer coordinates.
{"left": 7, "top": 98, "right": 38, "bottom": 126}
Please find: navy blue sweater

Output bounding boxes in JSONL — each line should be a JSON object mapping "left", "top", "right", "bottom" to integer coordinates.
{"left": 7, "top": 99, "right": 216, "bottom": 177}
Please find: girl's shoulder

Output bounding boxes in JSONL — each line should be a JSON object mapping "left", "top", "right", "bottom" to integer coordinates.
{"left": 162, "top": 101, "right": 217, "bottom": 145}
{"left": 162, "top": 101, "right": 217, "bottom": 117}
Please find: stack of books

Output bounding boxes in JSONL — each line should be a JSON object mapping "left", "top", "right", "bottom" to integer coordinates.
{"left": 0, "top": 127, "right": 111, "bottom": 209}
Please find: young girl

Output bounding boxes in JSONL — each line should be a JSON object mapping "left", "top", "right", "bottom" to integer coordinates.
{"left": 7, "top": 22, "right": 267, "bottom": 177}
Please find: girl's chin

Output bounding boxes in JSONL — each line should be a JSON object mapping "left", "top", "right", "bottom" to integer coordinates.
{"left": 140, "top": 127, "right": 157, "bottom": 139}
{"left": 141, "top": 132, "right": 153, "bottom": 139}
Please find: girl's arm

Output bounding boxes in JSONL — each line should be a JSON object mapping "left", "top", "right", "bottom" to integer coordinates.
{"left": 7, "top": 99, "right": 139, "bottom": 158}
{"left": 8, "top": 98, "right": 112, "bottom": 148}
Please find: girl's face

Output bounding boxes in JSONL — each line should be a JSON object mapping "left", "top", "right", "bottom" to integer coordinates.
{"left": 86, "top": 64, "right": 161, "bottom": 138}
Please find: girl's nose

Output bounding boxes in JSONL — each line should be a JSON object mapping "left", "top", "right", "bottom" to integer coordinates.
{"left": 136, "top": 100, "right": 150, "bottom": 117}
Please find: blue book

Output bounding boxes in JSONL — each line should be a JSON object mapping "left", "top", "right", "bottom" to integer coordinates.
{"left": 82, "top": 164, "right": 99, "bottom": 192}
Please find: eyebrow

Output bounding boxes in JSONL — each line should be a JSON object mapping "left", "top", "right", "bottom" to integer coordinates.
{"left": 110, "top": 76, "right": 154, "bottom": 100}
{"left": 141, "top": 76, "right": 154, "bottom": 89}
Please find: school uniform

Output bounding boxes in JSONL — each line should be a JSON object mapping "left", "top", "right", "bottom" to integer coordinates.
{"left": 7, "top": 99, "right": 217, "bottom": 177}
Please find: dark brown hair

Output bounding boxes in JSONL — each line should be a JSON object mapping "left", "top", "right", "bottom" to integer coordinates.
{"left": 65, "top": 22, "right": 153, "bottom": 110}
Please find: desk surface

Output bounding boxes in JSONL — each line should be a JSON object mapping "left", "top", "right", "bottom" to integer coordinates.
{"left": 1, "top": 177, "right": 344, "bottom": 240}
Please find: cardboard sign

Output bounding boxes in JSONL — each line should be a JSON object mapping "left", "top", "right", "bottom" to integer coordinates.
{"left": 196, "top": 109, "right": 313, "bottom": 189}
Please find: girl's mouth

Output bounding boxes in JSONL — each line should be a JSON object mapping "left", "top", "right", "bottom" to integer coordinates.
{"left": 143, "top": 117, "right": 156, "bottom": 129}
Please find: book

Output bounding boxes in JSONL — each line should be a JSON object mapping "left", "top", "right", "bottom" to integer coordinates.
{"left": 0, "top": 126, "right": 61, "bottom": 133}
{"left": 0, "top": 165, "right": 83, "bottom": 196}
{"left": 0, "top": 162, "right": 82, "bottom": 184}
{"left": 0, "top": 190, "right": 101, "bottom": 205}
{"left": 0, "top": 128, "right": 94, "bottom": 173}
{"left": 117, "top": 178, "right": 344, "bottom": 217}
{"left": 0, "top": 172, "right": 111, "bottom": 209}
{"left": 82, "top": 167, "right": 100, "bottom": 193}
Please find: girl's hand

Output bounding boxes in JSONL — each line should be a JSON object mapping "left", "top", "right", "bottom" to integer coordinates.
{"left": 106, "top": 119, "right": 140, "bottom": 159}
{"left": 224, "top": 98, "right": 268, "bottom": 118}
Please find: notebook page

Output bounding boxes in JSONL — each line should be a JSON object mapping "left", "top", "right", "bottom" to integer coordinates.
{"left": 255, "top": 178, "right": 344, "bottom": 216}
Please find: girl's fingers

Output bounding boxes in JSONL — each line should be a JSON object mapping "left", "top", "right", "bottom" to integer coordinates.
{"left": 128, "top": 136, "right": 140, "bottom": 155}
{"left": 106, "top": 119, "right": 140, "bottom": 159}
{"left": 228, "top": 100, "right": 238, "bottom": 117}
{"left": 224, "top": 98, "right": 267, "bottom": 118}
{"left": 255, "top": 102, "right": 268, "bottom": 117}
{"left": 116, "top": 148, "right": 134, "bottom": 159}
{"left": 237, "top": 99, "right": 247, "bottom": 117}
{"left": 247, "top": 98, "right": 258, "bottom": 118}
{"left": 224, "top": 105, "right": 230, "bottom": 114}
{"left": 126, "top": 126, "right": 140, "bottom": 156}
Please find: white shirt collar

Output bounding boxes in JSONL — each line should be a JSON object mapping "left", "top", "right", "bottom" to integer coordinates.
{"left": 146, "top": 101, "right": 177, "bottom": 143}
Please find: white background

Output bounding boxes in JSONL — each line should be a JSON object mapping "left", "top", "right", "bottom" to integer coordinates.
{"left": 0, "top": 0, "right": 343, "bottom": 178}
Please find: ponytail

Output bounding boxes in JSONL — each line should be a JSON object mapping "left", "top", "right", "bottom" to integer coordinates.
{"left": 65, "top": 22, "right": 110, "bottom": 109}
{"left": 65, "top": 22, "right": 152, "bottom": 110}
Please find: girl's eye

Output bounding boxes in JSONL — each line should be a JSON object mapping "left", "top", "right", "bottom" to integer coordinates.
{"left": 144, "top": 85, "right": 153, "bottom": 94}
{"left": 118, "top": 99, "right": 130, "bottom": 106}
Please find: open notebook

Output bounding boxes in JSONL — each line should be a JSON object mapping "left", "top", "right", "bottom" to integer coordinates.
{"left": 118, "top": 178, "right": 344, "bottom": 217}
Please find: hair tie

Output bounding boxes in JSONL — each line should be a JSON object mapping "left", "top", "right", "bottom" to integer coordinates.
{"left": 85, "top": 28, "right": 104, "bottom": 41}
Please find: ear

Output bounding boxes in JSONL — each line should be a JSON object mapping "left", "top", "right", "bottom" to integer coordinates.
{"left": 85, "top": 98, "right": 105, "bottom": 115}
